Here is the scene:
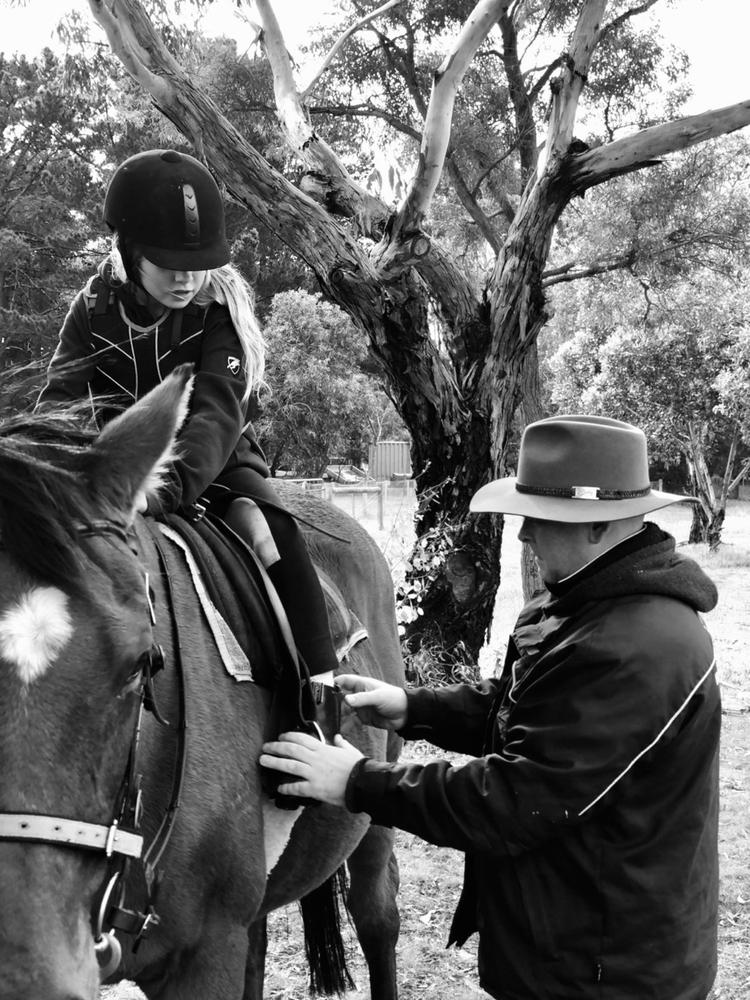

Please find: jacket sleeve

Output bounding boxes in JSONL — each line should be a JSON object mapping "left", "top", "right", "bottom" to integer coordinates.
{"left": 346, "top": 599, "right": 717, "bottom": 856}
{"left": 400, "top": 680, "right": 503, "bottom": 755}
{"left": 171, "top": 303, "right": 260, "bottom": 508}
{"left": 36, "top": 291, "right": 96, "bottom": 408}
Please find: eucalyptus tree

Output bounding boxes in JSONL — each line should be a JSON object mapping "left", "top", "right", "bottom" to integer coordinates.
{"left": 548, "top": 289, "right": 750, "bottom": 550}
{"left": 82, "top": 0, "right": 750, "bottom": 662}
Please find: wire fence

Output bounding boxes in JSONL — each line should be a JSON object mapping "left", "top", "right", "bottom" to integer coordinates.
{"left": 285, "top": 478, "right": 417, "bottom": 533}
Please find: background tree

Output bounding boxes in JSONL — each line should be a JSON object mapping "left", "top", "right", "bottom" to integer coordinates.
{"left": 259, "top": 289, "right": 406, "bottom": 475}
{"left": 0, "top": 49, "right": 106, "bottom": 361}
{"left": 12, "top": 0, "right": 750, "bottom": 668}
{"left": 543, "top": 135, "right": 750, "bottom": 549}
{"left": 547, "top": 277, "right": 750, "bottom": 549}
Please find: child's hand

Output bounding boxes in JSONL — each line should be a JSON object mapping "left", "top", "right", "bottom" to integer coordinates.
{"left": 260, "top": 733, "right": 363, "bottom": 808}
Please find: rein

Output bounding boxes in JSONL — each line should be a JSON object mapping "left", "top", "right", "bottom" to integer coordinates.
{"left": 0, "top": 517, "right": 188, "bottom": 976}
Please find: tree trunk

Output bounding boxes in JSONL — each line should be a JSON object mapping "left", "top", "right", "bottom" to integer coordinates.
{"left": 685, "top": 422, "right": 720, "bottom": 546}
{"left": 688, "top": 503, "right": 706, "bottom": 545}
{"left": 517, "top": 345, "right": 545, "bottom": 601}
{"left": 706, "top": 507, "right": 725, "bottom": 552}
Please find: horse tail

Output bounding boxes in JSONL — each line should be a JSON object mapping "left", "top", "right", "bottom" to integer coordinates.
{"left": 300, "top": 864, "right": 355, "bottom": 995}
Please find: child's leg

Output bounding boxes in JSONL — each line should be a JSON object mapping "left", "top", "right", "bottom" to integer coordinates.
{"left": 225, "top": 497, "right": 339, "bottom": 677}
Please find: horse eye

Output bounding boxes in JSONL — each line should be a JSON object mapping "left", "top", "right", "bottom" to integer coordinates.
{"left": 118, "top": 658, "right": 147, "bottom": 698}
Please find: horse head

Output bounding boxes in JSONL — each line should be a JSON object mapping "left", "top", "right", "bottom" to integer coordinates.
{"left": 0, "top": 366, "right": 192, "bottom": 1000}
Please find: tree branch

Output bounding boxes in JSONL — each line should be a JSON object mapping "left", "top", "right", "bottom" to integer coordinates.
{"left": 542, "top": 251, "right": 635, "bottom": 285}
{"left": 528, "top": 55, "right": 564, "bottom": 105}
{"left": 563, "top": 101, "right": 750, "bottom": 194}
{"left": 300, "top": 0, "right": 405, "bottom": 101}
{"left": 600, "top": 0, "right": 662, "bottom": 41}
{"left": 546, "top": 0, "right": 608, "bottom": 160}
{"left": 728, "top": 456, "right": 750, "bottom": 495}
{"left": 89, "top": 0, "right": 484, "bottom": 337}
{"left": 444, "top": 154, "right": 502, "bottom": 252}
{"left": 499, "top": 7, "right": 538, "bottom": 179}
{"left": 309, "top": 100, "right": 422, "bottom": 140}
{"left": 374, "top": 0, "right": 511, "bottom": 274}
{"left": 253, "top": 0, "right": 386, "bottom": 237}
{"left": 86, "top": 0, "right": 377, "bottom": 280}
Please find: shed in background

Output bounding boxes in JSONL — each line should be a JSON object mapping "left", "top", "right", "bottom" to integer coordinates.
{"left": 368, "top": 440, "right": 412, "bottom": 480}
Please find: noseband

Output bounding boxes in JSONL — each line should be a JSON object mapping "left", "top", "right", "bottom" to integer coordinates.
{"left": 0, "top": 517, "right": 187, "bottom": 971}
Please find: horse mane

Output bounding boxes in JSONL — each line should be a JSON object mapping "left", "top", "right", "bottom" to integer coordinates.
{"left": 0, "top": 402, "right": 101, "bottom": 594}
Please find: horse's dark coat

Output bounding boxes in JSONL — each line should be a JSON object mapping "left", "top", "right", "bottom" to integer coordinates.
{"left": 0, "top": 375, "right": 403, "bottom": 1000}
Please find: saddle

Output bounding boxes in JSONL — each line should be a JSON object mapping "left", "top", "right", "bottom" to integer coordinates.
{"left": 140, "top": 512, "right": 366, "bottom": 742}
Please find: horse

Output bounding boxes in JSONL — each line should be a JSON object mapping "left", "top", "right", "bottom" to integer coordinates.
{"left": 0, "top": 366, "right": 403, "bottom": 1000}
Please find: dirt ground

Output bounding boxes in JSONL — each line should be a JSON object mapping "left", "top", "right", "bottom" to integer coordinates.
{"left": 104, "top": 501, "right": 750, "bottom": 1000}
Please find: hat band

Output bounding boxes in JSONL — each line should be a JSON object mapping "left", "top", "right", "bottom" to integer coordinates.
{"left": 515, "top": 483, "right": 651, "bottom": 501}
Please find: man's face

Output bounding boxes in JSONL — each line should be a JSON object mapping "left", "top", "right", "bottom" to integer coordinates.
{"left": 517, "top": 517, "right": 595, "bottom": 584}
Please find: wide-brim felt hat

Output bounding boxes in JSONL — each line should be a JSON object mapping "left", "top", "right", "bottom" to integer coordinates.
{"left": 470, "top": 414, "right": 695, "bottom": 523}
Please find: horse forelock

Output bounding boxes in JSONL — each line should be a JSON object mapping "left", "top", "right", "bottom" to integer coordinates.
{"left": 0, "top": 409, "right": 99, "bottom": 594}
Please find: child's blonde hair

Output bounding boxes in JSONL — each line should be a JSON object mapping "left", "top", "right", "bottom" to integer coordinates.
{"left": 194, "top": 263, "right": 266, "bottom": 403}
{"left": 108, "top": 239, "right": 266, "bottom": 404}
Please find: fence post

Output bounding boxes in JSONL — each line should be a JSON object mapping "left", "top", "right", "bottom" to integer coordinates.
{"left": 378, "top": 480, "right": 387, "bottom": 530}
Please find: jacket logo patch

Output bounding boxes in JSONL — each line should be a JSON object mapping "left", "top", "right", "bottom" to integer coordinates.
{"left": 227, "top": 355, "right": 241, "bottom": 376}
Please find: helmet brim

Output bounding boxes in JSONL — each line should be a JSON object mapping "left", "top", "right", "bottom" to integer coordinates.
{"left": 140, "top": 241, "right": 230, "bottom": 272}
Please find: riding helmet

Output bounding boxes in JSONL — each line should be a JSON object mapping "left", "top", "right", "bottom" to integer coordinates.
{"left": 103, "top": 149, "right": 230, "bottom": 270}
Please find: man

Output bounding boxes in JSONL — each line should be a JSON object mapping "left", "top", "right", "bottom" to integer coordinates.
{"left": 260, "top": 414, "right": 720, "bottom": 1000}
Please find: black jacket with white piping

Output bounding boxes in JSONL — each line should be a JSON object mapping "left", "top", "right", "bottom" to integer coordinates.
{"left": 38, "top": 265, "right": 269, "bottom": 512}
{"left": 346, "top": 523, "right": 720, "bottom": 1000}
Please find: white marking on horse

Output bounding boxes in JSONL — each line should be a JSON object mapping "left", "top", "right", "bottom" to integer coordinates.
{"left": 262, "top": 798, "right": 303, "bottom": 875}
{"left": 0, "top": 587, "right": 73, "bottom": 684}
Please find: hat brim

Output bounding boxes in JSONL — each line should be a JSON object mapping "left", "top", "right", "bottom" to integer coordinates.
{"left": 470, "top": 477, "right": 695, "bottom": 523}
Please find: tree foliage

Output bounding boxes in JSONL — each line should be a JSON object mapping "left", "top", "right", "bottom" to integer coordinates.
{"left": 0, "top": 49, "right": 104, "bottom": 357}
{"left": 258, "top": 289, "right": 406, "bottom": 475}
{"left": 545, "top": 139, "right": 750, "bottom": 550}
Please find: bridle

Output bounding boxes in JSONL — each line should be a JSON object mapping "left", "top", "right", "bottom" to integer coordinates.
{"left": 0, "top": 518, "right": 187, "bottom": 977}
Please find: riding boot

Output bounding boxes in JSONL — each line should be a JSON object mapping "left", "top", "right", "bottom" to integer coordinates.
{"left": 224, "top": 498, "right": 342, "bottom": 806}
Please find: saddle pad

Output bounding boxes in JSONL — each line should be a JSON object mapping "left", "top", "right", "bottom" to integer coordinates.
{"left": 156, "top": 514, "right": 286, "bottom": 689}
{"left": 157, "top": 524, "right": 254, "bottom": 683}
{"left": 157, "top": 513, "right": 368, "bottom": 682}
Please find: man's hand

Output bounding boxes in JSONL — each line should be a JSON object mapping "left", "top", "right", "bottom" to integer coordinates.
{"left": 260, "top": 732, "right": 364, "bottom": 807}
{"left": 335, "top": 674, "right": 408, "bottom": 731}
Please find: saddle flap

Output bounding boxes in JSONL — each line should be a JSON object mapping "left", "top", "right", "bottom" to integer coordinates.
{"left": 152, "top": 514, "right": 368, "bottom": 689}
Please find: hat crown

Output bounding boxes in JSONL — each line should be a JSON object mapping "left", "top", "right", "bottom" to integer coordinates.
{"left": 517, "top": 415, "right": 651, "bottom": 494}
{"left": 469, "top": 414, "right": 691, "bottom": 522}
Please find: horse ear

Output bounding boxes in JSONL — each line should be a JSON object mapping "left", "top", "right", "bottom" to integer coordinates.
{"left": 85, "top": 365, "right": 193, "bottom": 518}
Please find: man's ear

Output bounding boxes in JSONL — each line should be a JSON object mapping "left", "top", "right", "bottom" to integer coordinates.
{"left": 83, "top": 365, "right": 193, "bottom": 520}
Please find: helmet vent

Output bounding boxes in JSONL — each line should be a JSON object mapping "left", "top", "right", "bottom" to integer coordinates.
{"left": 182, "top": 184, "right": 201, "bottom": 247}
